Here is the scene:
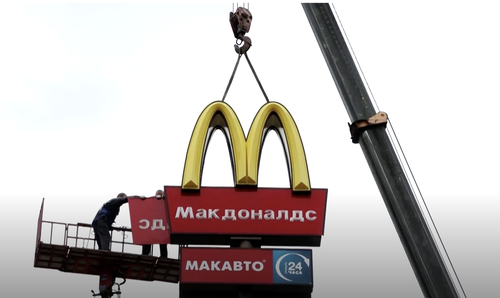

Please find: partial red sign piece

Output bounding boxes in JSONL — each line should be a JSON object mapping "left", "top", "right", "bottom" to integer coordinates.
{"left": 128, "top": 196, "right": 170, "bottom": 244}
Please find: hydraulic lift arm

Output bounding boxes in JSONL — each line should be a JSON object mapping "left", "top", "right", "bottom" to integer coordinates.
{"left": 302, "top": 4, "right": 464, "bottom": 298}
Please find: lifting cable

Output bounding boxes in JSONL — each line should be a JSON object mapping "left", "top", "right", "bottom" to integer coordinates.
{"left": 222, "top": 53, "right": 269, "bottom": 103}
{"left": 222, "top": 5, "right": 269, "bottom": 103}
{"left": 331, "top": 3, "right": 467, "bottom": 297}
{"left": 221, "top": 54, "right": 242, "bottom": 102}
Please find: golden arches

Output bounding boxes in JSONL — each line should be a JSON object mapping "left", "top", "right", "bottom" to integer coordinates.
{"left": 182, "top": 101, "right": 310, "bottom": 192}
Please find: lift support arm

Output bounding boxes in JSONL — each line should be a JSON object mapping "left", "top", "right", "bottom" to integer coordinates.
{"left": 302, "top": 4, "right": 462, "bottom": 298}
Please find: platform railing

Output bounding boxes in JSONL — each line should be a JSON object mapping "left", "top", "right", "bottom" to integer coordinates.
{"left": 39, "top": 219, "right": 188, "bottom": 258}
{"left": 36, "top": 199, "right": 185, "bottom": 258}
{"left": 39, "top": 219, "right": 142, "bottom": 255}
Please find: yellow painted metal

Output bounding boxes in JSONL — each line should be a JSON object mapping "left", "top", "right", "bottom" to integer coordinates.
{"left": 247, "top": 102, "right": 310, "bottom": 191}
{"left": 182, "top": 101, "right": 247, "bottom": 189}
{"left": 182, "top": 101, "right": 310, "bottom": 191}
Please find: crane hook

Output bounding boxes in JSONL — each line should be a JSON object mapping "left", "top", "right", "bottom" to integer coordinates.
{"left": 230, "top": 7, "right": 252, "bottom": 54}
{"left": 234, "top": 35, "right": 252, "bottom": 55}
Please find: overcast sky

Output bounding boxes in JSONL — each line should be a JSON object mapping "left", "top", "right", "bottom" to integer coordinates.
{"left": 0, "top": 2, "right": 498, "bottom": 298}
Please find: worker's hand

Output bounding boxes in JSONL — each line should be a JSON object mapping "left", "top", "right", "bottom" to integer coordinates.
{"left": 140, "top": 196, "right": 147, "bottom": 200}
{"left": 111, "top": 226, "right": 130, "bottom": 231}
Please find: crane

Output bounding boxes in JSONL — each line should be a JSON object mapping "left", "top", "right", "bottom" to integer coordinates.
{"left": 302, "top": 3, "right": 467, "bottom": 298}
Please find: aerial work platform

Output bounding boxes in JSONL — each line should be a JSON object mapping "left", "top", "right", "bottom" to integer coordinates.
{"left": 34, "top": 242, "right": 179, "bottom": 282}
{"left": 34, "top": 198, "right": 180, "bottom": 292}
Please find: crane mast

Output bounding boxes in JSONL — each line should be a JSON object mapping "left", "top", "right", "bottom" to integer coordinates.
{"left": 302, "top": 4, "right": 464, "bottom": 298}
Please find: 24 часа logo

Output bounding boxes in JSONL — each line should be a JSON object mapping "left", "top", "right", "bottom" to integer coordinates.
{"left": 272, "top": 250, "right": 312, "bottom": 284}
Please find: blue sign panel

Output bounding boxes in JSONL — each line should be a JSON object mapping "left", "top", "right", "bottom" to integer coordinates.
{"left": 272, "top": 249, "right": 312, "bottom": 285}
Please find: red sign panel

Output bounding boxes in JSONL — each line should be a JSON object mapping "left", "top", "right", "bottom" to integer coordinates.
{"left": 128, "top": 197, "right": 170, "bottom": 244}
{"left": 165, "top": 186, "right": 327, "bottom": 245}
{"left": 180, "top": 247, "right": 273, "bottom": 284}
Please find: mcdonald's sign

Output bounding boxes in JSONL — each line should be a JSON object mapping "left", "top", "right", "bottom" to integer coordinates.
{"left": 182, "top": 101, "right": 310, "bottom": 192}
{"left": 165, "top": 101, "right": 328, "bottom": 246}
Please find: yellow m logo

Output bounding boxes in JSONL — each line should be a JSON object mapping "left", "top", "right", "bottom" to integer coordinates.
{"left": 182, "top": 101, "right": 310, "bottom": 192}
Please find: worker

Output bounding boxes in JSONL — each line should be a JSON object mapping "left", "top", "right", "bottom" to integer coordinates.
{"left": 141, "top": 189, "right": 168, "bottom": 258}
{"left": 92, "top": 192, "right": 144, "bottom": 251}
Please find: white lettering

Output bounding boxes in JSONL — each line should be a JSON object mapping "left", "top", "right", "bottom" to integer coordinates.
{"left": 199, "top": 261, "right": 210, "bottom": 271}
{"left": 211, "top": 261, "right": 220, "bottom": 271}
{"left": 138, "top": 219, "right": 149, "bottom": 229}
{"left": 276, "top": 210, "right": 289, "bottom": 220}
{"left": 208, "top": 209, "right": 220, "bottom": 219}
{"left": 222, "top": 209, "right": 236, "bottom": 221}
{"left": 221, "top": 261, "right": 232, "bottom": 271}
{"left": 151, "top": 219, "right": 166, "bottom": 230}
{"left": 175, "top": 206, "right": 194, "bottom": 219}
{"left": 243, "top": 261, "right": 252, "bottom": 271}
{"left": 305, "top": 210, "right": 317, "bottom": 221}
{"left": 173, "top": 207, "right": 314, "bottom": 222}
{"left": 196, "top": 208, "right": 207, "bottom": 219}
{"left": 233, "top": 261, "right": 242, "bottom": 271}
{"left": 264, "top": 209, "right": 275, "bottom": 220}
{"left": 250, "top": 209, "right": 263, "bottom": 220}
{"left": 186, "top": 260, "right": 198, "bottom": 270}
{"left": 290, "top": 210, "right": 304, "bottom": 222}
{"left": 185, "top": 260, "right": 265, "bottom": 272}
{"left": 238, "top": 209, "right": 250, "bottom": 220}
{"left": 252, "top": 261, "right": 264, "bottom": 271}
